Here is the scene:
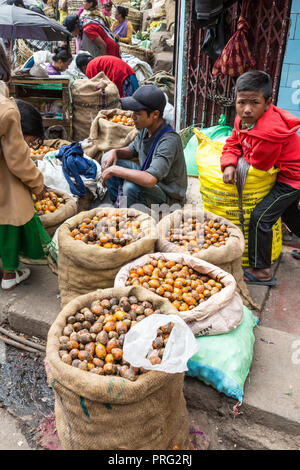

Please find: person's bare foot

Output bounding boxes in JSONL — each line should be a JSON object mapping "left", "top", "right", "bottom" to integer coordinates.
{"left": 291, "top": 250, "right": 300, "bottom": 260}
{"left": 244, "top": 267, "right": 272, "bottom": 282}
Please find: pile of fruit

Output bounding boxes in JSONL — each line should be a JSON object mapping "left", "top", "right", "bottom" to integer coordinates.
{"left": 104, "top": 114, "right": 135, "bottom": 127}
{"left": 166, "top": 217, "right": 230, "bottom": 253}
{"left": 124, "top": 258, "right": 224, "bottom": 311}
{"left": 33, "top": 191, "right": 65, "bottom": 215}
{"left": 59, "top": 295, "right": 161, "bottom": 379}
{"left": 31, "top": 145, "right": 56, "bottom": 158}
{"left": 70, "top": 210, "right": 144, "bottom": 248}
{"left": 146, "top": 322, "right": 174, "bottom": 365}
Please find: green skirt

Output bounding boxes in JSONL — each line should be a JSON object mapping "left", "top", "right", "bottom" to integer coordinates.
{"left": 0, "top": 214, "right": 53, "bottom": 271}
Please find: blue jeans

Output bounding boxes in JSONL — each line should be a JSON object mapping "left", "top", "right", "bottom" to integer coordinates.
{"left": 122, "top": 74, "right": 140, "bottom": 97}
{"left": 102, "top": 157, "right": 168, "bottom": 208}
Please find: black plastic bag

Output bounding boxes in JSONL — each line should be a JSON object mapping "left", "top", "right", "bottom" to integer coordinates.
{"left": 193, "top": 0, "right": 238, "bottom": 29}
{"left": 201, "top": 13, "right": 225, "bottom": 61}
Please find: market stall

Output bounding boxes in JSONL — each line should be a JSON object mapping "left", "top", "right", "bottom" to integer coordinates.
{"left": 9, "top": 77, "right": 71, "bottom": 139}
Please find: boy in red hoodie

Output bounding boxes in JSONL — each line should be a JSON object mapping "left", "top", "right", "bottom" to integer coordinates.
{"left": 221, "top": 70, "right": 300, "bottom": 286}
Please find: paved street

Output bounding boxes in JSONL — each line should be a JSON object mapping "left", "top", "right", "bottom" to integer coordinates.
{"left": 0, "top": 241, "right": 299, "bottom": 450}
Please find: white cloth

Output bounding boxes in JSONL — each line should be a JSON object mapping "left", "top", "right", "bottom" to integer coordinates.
{"left": 36, "top": 150, "right": 107, "bottom": 201}
{"left": 121, "top": 53, "right": 153, "bottom": 84}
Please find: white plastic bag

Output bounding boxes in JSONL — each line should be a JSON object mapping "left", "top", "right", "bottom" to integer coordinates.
{"left": 151, "top": 0, "right": 166, "bottom": 18}
{"left": 163, "top": 92, "right": 174, "bottom": 126}
{"left": 36, "top": 151, "right": 107, "bottom": 200}
{"left": 123, "top": 313, "right": 198, "bottom": 373}
{"left": 33, "top": 50, "right": 53, "bottom": 66}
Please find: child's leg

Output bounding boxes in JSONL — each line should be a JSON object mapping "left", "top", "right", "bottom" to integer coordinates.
{"left": 281, "top": 196, "right": 300, "bottom": 237}
{"left": 248, "top": 182, "right": 300, "bottom": 274}
{"left": 0, "top": 224, "right": 21, "bottom": 277}
{"left": 282, "top": 195, "right": 300, "bottom": 260}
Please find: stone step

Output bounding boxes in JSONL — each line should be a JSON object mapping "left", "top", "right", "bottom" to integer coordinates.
{"left": 0, "top": 265, "right": 61, "bottom": 339}
{"left": 184, "top": 325, "right": 300, "bottom": 449}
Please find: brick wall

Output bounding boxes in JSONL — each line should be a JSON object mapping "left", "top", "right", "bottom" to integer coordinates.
{"left": 277, "top": 0, "right": 300, "bottom": 123}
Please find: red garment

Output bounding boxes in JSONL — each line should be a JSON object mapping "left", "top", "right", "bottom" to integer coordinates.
{"left": 86, "top": 55, "right": 135, "bottom": 97}
{"left": 212, "top": 0, "right": 255, "bottom": 77}
{"left": 220, "top": 104, "right": 300, "bottom": 189}
{"left": 83, "top": 23, "right": 120, "bottom": 58}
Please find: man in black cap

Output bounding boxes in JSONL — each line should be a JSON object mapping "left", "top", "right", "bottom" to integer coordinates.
{"left": 101, "top": 85, "right": 187, "bottom": 209}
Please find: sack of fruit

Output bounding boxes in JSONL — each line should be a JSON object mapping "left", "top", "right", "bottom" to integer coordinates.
{"left": 57, "top": 208, "right": 158, "bottom": 307}
{"left": 34, "top": 189, "right": 77, "bottom": 238}
{"left": 45, "top": 286, "right": 193, "bottom": 450}
{"left": 84, "top": 109, "right": 139, "bottom": 162}
{"left": 30, "top": 141, "right": 71, "bottom": 161}
{"left": 156, "top": 207, "right": 256, "bottom": 309}
{"left": 114, "top": 252, "right": 244, "bottom": 336}
{"left": 71, "top": 72, "right": 121, "bottom": 142}
{"left": 44, "top": 139, "right": 71, "bottom": 149}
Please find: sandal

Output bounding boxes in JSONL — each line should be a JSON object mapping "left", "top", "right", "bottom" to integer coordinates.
{"left": 243, "top": 269, "right": 277, "bottom": 287}
{"left": 291, "top": 250, "right": 300, "bottom": 260}
{"left": 1, "top": 268, "right": 31, "bottom": 290}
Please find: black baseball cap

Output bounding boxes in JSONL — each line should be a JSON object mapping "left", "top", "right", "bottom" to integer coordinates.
{"left": 120, "top": 85, "right": 166, "bottom": 114}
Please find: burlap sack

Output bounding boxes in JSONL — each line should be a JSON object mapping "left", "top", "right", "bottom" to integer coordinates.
{"left": 84, "top": 109, "right": 138, "bottom": 162}
{"left": 71, "top": 72, "right": 121, "bottom": 142}
{"left": 38, "top": 189, "right": 77, "bottom": 238}
{"left": 43, "top": 139, "right": 71, "bottom": 149}
{"left": 115, "top": 252, "right": 244, "bottom": 336}
{"left": 156, "top": 208, "right": 257, "bottom": 310}
{"left": 30, "top": 139, "right": 71, "bottom": 162}
{"left": 165, "top": 0, "right": 176, "bottom": 31}
{"left": 58, "top": 208, "right": 158, "bottom": 307}
{"left": 143, "top": 71, "right": 175, "bottom": 105}
{"left": 45, "top": 286, "right": 193, "bottom": 450}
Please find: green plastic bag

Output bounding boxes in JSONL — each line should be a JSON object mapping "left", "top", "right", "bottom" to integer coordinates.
{"left": 186, "top": 306, "right": 258, "bottom": 402}
{"left": 183, "top": 115, "right": 232, "bottom": 176}
{"left": 184, "top": 134, "right": 200, "bottom": 175}
{"left": 139, "top": 40, "right": 152, "bottom": 50}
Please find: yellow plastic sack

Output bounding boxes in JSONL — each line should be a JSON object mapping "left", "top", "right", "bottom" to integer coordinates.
{"left": 195, "top": 129, "right": 282, "bottom": 267}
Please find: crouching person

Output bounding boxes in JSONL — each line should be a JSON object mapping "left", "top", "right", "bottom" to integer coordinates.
{"left": 101, "top": 85, "right": 187, "bottom": 212}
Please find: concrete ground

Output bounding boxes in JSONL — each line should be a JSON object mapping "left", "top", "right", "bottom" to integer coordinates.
{"left": 0, "top": 179, "right": 299, "bottom": 449}
{"left": 0, "top": 408, "right": 31, "bottom": 450}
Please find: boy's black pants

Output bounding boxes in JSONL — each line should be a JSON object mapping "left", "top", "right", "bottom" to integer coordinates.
{"left": 248, "top": 182, "right": 300, "bottom": 269}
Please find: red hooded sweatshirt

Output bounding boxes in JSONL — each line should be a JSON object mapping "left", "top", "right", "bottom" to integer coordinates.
{"left": 220, "top": 104, "right": 300, "bottom": 189}
{"left": 86, "top": 55, "right": 135, "bottom": 98}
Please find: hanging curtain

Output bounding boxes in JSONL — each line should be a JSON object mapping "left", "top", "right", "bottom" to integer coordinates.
{"left": 212, "top": 0, "right": 255, "bottom": 77}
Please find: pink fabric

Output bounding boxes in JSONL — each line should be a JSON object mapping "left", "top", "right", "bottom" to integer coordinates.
{"left": 75, "top": 37, "right": 82, "bottom": 54}
{"left": 101, "top": 8, "right": 111, "bottom": 17}
{"left": 77, "top": 5, "right": 84, "bottom": 16}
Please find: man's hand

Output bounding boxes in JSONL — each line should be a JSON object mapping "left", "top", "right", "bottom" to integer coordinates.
{"left": 223, "top": 165, "right": 237, "bottom": 184}
{"left": 101, "top": 150, "right": 117, "bottom": 171}
{"left": 101, "top": 165, "right": 116, "bottom": 183}
{"left": 35, "top": 188, "right": 47, "bottom": 201}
